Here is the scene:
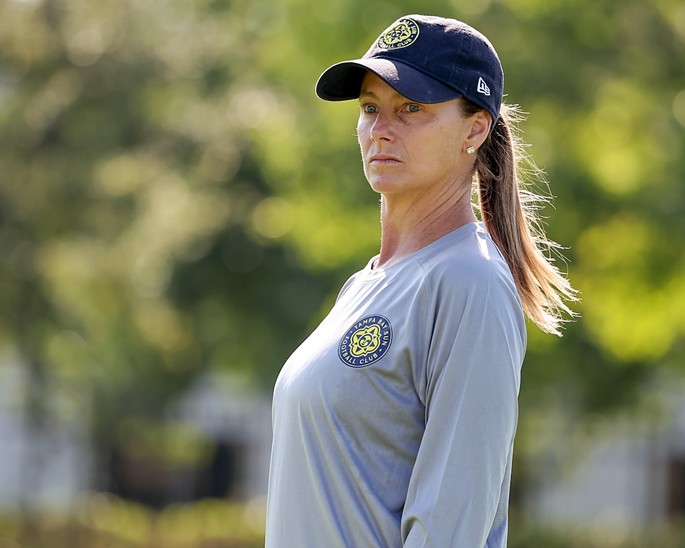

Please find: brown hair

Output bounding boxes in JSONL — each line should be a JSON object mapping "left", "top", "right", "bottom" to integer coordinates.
{"left": 461, "top": 100, "right": 578, "bottom": 335}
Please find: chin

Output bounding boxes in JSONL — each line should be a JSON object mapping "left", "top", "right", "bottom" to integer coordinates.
{"left": 367, "top": 174, "right": 402, "bottom": 192}
{"left": 367, "top": 180, "right": 395, "bottom": 194}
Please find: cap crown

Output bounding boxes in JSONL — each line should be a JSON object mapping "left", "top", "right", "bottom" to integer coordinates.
{"left": 364, "top": 15, "right": 503, "bottom": 120}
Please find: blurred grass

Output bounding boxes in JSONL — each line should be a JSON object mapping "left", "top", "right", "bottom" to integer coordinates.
{"left": 509, "top": 512, "right": 685, "bottom": 548}
{"left": 0, "top": 495, "right": 264, "bottom": 548}
{"left": 0, "top": 498, "right": 683, "bottom": 547}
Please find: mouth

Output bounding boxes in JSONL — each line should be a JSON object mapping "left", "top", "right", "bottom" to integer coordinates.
{"left": 369, "top": 155, "right": 401, "bottom": 165}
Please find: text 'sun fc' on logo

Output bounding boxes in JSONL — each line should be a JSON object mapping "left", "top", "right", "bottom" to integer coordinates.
{"left": 338, "top": 315, "right": 393, "bottom": 368}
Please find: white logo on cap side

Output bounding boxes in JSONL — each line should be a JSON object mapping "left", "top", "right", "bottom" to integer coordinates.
{"left": 477, "top": 77, "right": 491, "bottom": 96}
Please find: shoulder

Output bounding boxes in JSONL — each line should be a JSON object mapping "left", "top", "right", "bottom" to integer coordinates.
{"left": 416, "top": 224, "right": 516, "bottom": 298}
{"left": 415, "top": 226, "right": 526, "bottom": 362}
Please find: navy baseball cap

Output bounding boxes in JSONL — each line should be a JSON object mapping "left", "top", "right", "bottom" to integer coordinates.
{"left": 316, "top": 15, "right": 504, "bottom": 122}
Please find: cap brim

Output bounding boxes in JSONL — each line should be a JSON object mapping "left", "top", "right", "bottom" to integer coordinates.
{"left": 315, "top": 58, "right": 461, "bottom": 104}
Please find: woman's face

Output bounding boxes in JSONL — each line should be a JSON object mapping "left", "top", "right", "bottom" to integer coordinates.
{"left": 357, "top": 72, "right": 483, "bottom": 200}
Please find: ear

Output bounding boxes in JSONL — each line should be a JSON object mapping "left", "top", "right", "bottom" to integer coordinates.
{"left": 464, "top": 111, "right": 492, "bottom": 151}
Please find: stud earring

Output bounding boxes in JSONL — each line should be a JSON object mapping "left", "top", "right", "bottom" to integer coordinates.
{"left": 466, "top": 146, "right": 476, "bottom": 155}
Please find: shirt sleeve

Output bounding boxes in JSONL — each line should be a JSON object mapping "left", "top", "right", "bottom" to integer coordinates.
{"left": 401, "top": 262, "right": 526, "bottom": 548}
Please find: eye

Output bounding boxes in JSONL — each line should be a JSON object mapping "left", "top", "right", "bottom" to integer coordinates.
{"left": 405, "top": 103, "right": 422, "bottom": 113}
{"left": 361, "top": 103, "right": 378, "bottom": 114}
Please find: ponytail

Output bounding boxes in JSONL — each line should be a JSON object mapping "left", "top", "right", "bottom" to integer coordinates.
{"left": 463, "top": 101, "right": 578, "bottom": 335}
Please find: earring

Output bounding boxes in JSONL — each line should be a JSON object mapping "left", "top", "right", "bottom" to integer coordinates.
{"left": 466, "top": 146, "right": 476, "bottom": 155}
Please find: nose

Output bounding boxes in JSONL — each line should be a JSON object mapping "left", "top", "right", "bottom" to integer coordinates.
{"left": 369, "top": 111, "right": 395, "bottom": 143}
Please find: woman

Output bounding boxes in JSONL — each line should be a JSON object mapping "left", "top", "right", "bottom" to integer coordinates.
{"left": 266, "top": 14, "right": 576, "bottom": 547}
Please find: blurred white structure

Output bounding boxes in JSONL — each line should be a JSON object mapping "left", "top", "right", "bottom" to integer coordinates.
{"left": 0, "top": 356, "right": 272, "bottom": 510}
{"left": 523, "top": 375, "right": 685, "bottom": 532}
{"left": 0, "top": 357, "right": 91, "bottom": 510}
{"left": 172, "top": 372, "right": 272, "bottom": 500}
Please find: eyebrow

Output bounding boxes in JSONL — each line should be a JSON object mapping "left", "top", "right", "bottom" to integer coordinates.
{"left": 359, "top": 90, "right": 378, "bottom": 100}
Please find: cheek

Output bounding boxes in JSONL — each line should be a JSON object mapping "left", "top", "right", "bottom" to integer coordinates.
{"left": 431, "top": 127, "right": 462, "bottom": 161}
{"left": 356, "top": 118, "right": 366, "bottom": 139}
{"left": 356, "top": 121, "right": 371, "bottom": 153}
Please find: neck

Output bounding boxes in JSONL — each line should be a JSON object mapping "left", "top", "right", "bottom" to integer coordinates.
{"left": 374, "top": 184, "right": 477, "bottom": 269}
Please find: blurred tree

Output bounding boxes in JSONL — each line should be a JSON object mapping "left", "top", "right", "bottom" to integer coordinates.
{"left": 0, "top": 0, "right": 335, "bottom": 505}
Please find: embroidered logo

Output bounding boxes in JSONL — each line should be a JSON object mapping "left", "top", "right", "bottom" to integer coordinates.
{"left": 477, "top": 77, "right": 491, "bottom": 96}
{"left": 377, "top": 18, "right": 420, "bottom": 50}
{"left": 338, "top": 315, "right": 393, "bottom": 368}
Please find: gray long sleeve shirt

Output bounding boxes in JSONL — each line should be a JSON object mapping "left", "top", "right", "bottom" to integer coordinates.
{"left": 266, "top": 222, "right": 527, "bottom": 547}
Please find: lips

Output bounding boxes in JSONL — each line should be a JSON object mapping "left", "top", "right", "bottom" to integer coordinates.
{"left": 369, "top": 154, "right": 401, "bottom": 165}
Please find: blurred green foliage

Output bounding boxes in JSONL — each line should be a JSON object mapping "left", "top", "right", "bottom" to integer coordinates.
{"left": 1, "top": 0, "right": 684, "bottom": 543}
{"left": 0, "top": 495, "right": 265, "bottom": 547}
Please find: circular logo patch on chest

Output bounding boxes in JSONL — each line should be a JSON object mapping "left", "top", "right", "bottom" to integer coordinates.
{"left": 377, "top": 18, "right": 420, "bottom": 50}
{"left": 338, "top": 315, "right": 393, "bottom": 368}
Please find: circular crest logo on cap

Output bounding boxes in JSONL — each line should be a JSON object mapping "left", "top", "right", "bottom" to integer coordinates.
{"left": 338, "top": 315, "right": 393, "bottom": 368}
{"left": 377, "top": 18, "right": 420, "bottom": 50}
